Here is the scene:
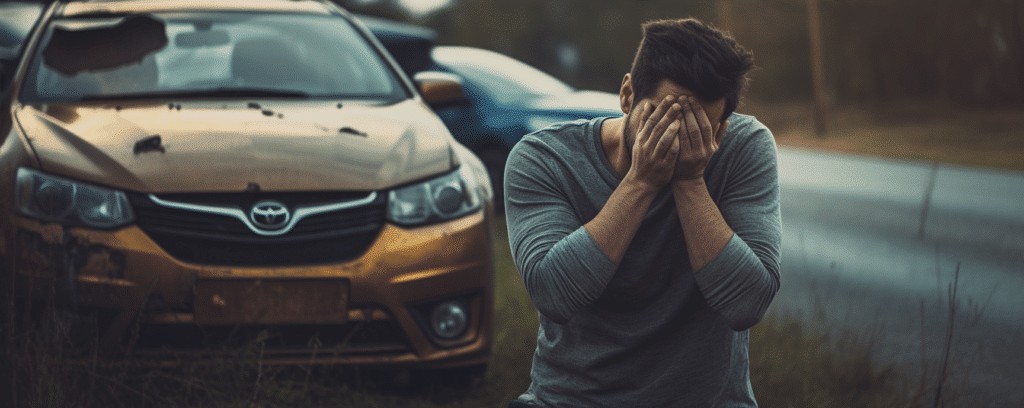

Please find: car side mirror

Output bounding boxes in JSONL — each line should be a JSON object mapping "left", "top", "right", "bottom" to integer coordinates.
{"left": 414, "top": 71, "right": 467, "bottom": 108}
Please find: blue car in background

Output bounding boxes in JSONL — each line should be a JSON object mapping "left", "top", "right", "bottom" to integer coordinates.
{"left": 360, "top": 15, "right": 622, "bottom": 208}
{"left": 0, "top": 1, "right": 45, "bottom": 89}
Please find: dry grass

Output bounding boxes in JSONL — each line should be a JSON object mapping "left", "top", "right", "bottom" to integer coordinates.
{"left": 5, "top": 101, "right": 999, "bottom": 407}
{"left": 0, "top": 218, "right": 539, "bottom": 408}
{"left": 750, "top": 314, "right": 910, "bottom": 408}
{"left": 2, "top": 216, "right": 934, "bottom": 407}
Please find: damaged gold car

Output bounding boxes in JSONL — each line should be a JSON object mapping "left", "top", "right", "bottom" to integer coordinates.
{"left": 0, "top": 0, "right": 494, "bottom": 374}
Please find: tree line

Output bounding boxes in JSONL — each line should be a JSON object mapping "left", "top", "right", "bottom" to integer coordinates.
{"left": 340, "top": 0, "right": 1024, "bottom": 108}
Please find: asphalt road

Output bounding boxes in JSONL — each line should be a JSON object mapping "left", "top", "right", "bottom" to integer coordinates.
{"left": 771, "top": 147, "right": 1024, "bottom": 407}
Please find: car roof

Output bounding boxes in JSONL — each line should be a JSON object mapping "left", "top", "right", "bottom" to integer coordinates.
{"left": 58, "top": 0, "right": 336, "bottom": 17}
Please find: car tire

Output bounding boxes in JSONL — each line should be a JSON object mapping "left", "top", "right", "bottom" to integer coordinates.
{"left": 476, "top": 148, "right": 507, "bottom": 214}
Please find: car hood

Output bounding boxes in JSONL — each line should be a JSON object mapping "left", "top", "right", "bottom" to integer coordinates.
{"left": 14, "top": 99, "right": 455, "bottom": 193}
{"left": 529, "top": 90, "right": 623, "bottom": 115}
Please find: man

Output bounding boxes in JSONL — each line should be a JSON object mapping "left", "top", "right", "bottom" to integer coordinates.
{"left": 504, "top": 18, "right": 781, "bottom": 407}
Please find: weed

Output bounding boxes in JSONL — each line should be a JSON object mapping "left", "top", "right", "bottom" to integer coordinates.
{"left": 749, "top": 313, "right": 908, "bottom": 408}
{"left": 2, "top": 216, "right": 955, "bottom": 407}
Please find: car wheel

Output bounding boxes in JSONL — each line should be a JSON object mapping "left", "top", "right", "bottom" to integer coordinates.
{"left": 476, "top": 148, "right": 507, "bottom": 214}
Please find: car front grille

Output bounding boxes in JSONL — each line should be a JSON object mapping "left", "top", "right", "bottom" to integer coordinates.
{"left": 129, "top": 191, "right": 386, "bottom": 267}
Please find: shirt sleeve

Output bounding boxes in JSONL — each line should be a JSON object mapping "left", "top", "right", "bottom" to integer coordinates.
{"left": 503, "top": 137, "right": 618, "bottom": 325}
{"left": 692, "top": 122, "right": 783, "bottom": 331}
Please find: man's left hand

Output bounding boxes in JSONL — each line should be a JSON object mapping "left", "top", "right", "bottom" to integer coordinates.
{"left": 673, "top": 96, "right": 729, "bottom": 181}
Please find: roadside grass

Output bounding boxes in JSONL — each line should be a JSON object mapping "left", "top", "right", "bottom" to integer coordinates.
{"left": 3, "top": 215, "right": 937, "bottom": 407}
{"left": 3, "top": 102, "right": 1009, "bottom": 407}
{"left": 750, "top": 314, "right": 913, "bottom": 408}
{"left": 4, "top": 102, "right": 1004, "bottom": 407}
{"left": 744, "top": 101, "right": 1024, "bottom": 173}
{"left": 0, "top": 218, "right": 539, "bottom": 408}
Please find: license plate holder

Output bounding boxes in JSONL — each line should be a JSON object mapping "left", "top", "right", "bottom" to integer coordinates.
{"left": 194, "top": 279, "right": 348, "bottom": 324}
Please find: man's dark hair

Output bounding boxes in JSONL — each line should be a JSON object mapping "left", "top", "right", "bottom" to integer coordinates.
{"left": 629, "top": 18, "right": 754, "bottom": 121}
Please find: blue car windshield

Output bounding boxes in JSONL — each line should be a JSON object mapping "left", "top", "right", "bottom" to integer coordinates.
{"left": 21, "top": 11, "right": 407, "bottom": 102}
{"left": 432, "top": 46, "right": 574, "bottom": 106}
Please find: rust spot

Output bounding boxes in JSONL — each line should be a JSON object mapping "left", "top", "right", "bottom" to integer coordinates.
{"left": 78, "top": 247, "right": 126, "bottom": 279}
{"left": 16, "top": 228, "right": 127, "bottom": 297}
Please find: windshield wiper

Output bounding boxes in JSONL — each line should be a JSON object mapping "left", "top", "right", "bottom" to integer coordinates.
{"left": 80, "top": 87, "right": 310, "bottom": 101}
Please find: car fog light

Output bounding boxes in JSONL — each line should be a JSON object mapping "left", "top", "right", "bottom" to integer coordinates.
{"left": 431, "top": 301, "right": 468, "bottom": 340}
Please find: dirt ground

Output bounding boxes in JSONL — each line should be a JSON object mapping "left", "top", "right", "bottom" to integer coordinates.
{"left": 743, "top": 101, "right": 1024, "bottom": 173}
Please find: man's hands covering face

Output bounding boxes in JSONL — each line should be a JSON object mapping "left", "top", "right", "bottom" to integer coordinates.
{"left": 673, "top": 96, "right": 728, "bottom": 181}
{"left": 627, "top": 95, "right": 730, "bottom": 189}
{"left": 627, "top": 95, "right": 681, "bottom": 191}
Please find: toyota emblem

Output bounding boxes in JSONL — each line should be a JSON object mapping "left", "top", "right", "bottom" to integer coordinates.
{"left": 249, "top": 201, "right": 290, "bottom": 230}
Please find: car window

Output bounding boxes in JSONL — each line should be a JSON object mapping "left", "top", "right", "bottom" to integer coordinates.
{"left": 432, "top": 46, "right": 574, "bottom": 106}
{"left": 20, "top": 11, "right": 407, "bottom": 102}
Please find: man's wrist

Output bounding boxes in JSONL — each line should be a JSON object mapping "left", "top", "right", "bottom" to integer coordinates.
{"left": 673, "top": 172, "right": 704, "bottom": 182}
{"left": 671, "top": 176, "right": 709, "bottom": 198}
{"left": 622, "top": 171, "right": 666, "bottom": 196}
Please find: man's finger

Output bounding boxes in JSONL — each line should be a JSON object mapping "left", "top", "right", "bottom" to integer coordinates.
{"left": 681, "top": 97, "right": 701, "bottom": 150}
{"left": 643, "top": 96, "right": 678, "bottom": 148}
{"left": 632, "top": 102, "right": 655, "bottom": 153}
{"left": 640, "top": 101, "right": 654, "bottom": 124}
{"left": 654, "top": 119, "right": 681, "bottom": 158}
{"left": 657, "top": 103, "right": 682, "bottom": 146}
{"left": 715, "top": 119, "right": 730, "bottom": 147}
{"left": 635, "top": 102, "right": 653, "bottom": 143}
{"left": 690, "top": 99, "right": 715, "bottom": 149}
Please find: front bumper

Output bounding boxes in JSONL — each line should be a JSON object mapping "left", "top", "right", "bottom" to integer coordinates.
{"left": 6, "top": 209, "right": 494, "bottom": 368}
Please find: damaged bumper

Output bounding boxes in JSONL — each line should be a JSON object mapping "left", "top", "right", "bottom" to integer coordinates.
{"left": 6, "top": 210, "right": 494, "bottom": 368}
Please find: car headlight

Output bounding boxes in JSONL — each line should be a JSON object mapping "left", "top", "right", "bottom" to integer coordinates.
{"left": 15, "top": 168, "right": 134, "bottom": 229}
{"left": 387, "top": 166, "right": 482, "bottom": 226}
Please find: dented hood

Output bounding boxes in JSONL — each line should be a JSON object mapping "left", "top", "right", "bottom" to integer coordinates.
{"left": 15, "top": 99, "right": 455, "bottom": 193}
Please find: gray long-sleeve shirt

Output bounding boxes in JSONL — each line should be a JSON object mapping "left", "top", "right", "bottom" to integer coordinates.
{"left": 505, "top": 114, "right": 781, "bottom": 407}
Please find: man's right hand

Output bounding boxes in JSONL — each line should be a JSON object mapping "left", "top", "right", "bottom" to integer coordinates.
{"left": 625, "top": 95, "right": 682, "bottom": 191}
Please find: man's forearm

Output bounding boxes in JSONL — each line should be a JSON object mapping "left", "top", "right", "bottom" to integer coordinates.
{"left": 671, "top": 178, "right": 733, "bottom": 270}
{"left": 587, "top": 96, "right": 683, "bottom": 265}
{"left": 585, "top": 177, "right": 659, "bottom": 265}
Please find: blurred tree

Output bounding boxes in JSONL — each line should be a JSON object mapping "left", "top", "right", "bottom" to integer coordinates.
{"left": 352, "top": 0, "right": 1022, "bottom": 109}
{"left": 823, "top": 0, "right": 1024, "bottom": 107}
{"left": 429, "top": 0, "right": 713, "bottom": 93}
{"left": 726, "top": 0, "right": 813, "bottom": 103}
{"left": 807, "top": 0, "right": 827, "bottom": 135}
